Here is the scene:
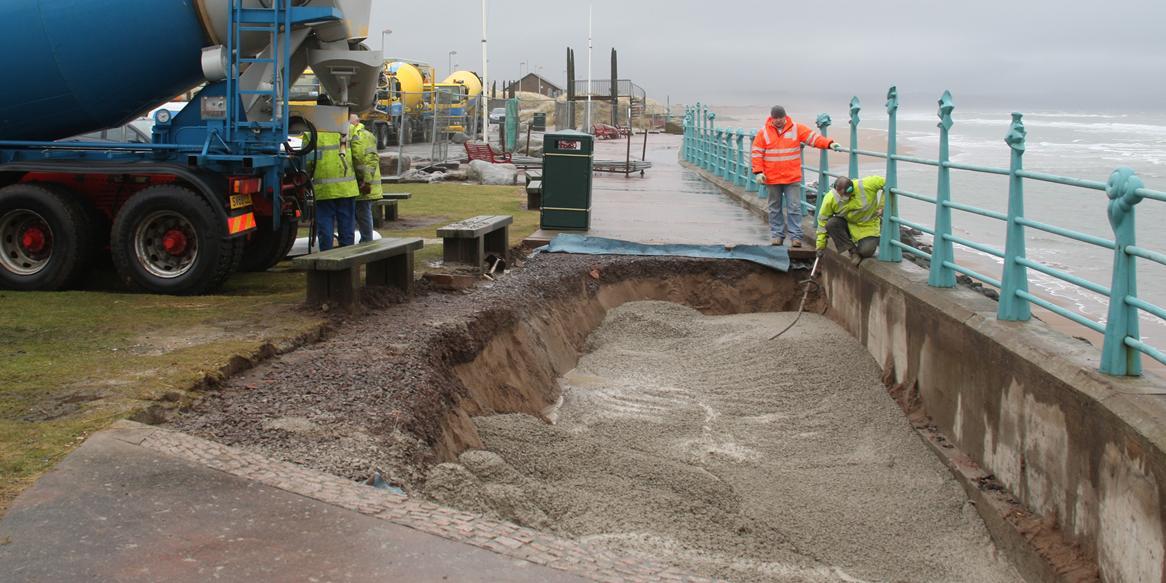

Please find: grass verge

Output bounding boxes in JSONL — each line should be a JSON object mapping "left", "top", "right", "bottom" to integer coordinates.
{"left": 0, "top": 271, "right": 324, "bottom": 515}
{"left": 377, "top": 183, "right": 538, "bottom": 269}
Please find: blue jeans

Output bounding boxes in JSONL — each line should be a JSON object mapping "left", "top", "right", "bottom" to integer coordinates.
{"left": 766, "top": 183, "right": 804, "bottom": 241}
{"left": 315, "top": 197, "right": 356, "bottom": 251}
{"left": 356, "top": 199, "right": 375, "bottom": 243}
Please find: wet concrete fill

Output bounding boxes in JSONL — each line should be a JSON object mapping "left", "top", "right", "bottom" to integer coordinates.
{"left": 425, "top": 302, "right": 1022, "bottom": 583}
{"left": 540, "top": 134, "right": 771, "bottom": 245}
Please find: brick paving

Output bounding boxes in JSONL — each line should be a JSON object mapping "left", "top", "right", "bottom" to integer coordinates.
{"left": 109, "top": 421, "right": 713, "bottom": 582}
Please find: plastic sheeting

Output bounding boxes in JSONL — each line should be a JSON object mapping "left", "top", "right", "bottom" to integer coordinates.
{"left": 540, "top": 234, "right": 790, "bottom": 272}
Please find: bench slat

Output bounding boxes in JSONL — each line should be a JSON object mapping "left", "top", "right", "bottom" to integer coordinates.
{"left": 291, "top": 237, "right": 424, "bottom": 271}
{"left": 382, "top": 192, "right": 412, "bottom": 200}
{"left": 437, "top": 215, "right": 514, "bottom": 238}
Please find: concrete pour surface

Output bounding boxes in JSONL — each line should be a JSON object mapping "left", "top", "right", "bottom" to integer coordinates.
{"left": 425, "top": 302, "right": 1023, "bottom": 582}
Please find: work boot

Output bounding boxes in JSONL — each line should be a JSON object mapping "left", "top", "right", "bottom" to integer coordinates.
{"left": 791, "top": 240, "right": 804, "bottom": 249}
{"left": 771, "top": 238, "right": 784, "bottom": 246}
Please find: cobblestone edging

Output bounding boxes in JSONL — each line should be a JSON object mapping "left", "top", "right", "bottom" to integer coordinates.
{"left": 107, "top": 421, "right": 710, "bottom": 583}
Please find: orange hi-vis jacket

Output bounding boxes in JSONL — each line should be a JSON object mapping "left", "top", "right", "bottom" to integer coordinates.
{"left": 751, "top": 117, "right": 834, "bottom": 185}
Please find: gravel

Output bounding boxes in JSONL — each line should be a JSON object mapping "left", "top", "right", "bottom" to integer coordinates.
{"left": 427, "top": 301, "right": 1022, "bottom": 583}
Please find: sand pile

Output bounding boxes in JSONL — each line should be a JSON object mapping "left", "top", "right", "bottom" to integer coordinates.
{"left": 425, "top": 301, "right": 1020, "bottom": 582}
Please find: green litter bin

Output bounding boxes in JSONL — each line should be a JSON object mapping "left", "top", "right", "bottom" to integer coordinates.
{"left": 541, "top": 130, "right": 593, "bottom": 230}
{"left": 531, "top": 112, "right": 547, "bottom": 131}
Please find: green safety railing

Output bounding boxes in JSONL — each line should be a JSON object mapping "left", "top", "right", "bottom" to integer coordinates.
{"left": 681, "top": 88, "right": 1166, "bottom": 377}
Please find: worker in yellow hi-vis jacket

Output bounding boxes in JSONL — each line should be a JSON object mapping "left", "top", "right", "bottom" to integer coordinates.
{"left": 306, "top": 129, "right": 359, "bottom": 251}
{"left": 349, "top": 114, "right": 383, "bottom": 243}
{"left": 816, "top": 175, "right": 886, "bottom": 260}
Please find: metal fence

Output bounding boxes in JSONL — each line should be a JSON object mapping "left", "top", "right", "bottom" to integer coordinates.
{"left": 682, "top": 88, "right": 1166, "bottom": 377}
{"left": 362, "top": 92, "right": 483, "bottom": 169}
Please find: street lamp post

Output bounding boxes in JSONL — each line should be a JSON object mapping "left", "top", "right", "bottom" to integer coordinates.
{"left": 536, "top": 65, "right": 543, "bottom": 96}
{"left": 448, "top": 50, "right": 457, "bottom": 76}
{"left": 481, "top": 0, "right": 488, "bottom": 140}
{"left": 381, "top": 28, "right": 393, "bottom": 53}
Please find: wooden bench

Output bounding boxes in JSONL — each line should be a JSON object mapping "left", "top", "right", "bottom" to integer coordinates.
{"left": 291, "top": 237, "right": 423, "bottom": 307}
{"left": 437, "top": 215, "right": 513, "bottom": 270}
{"left": 464, "top": 141, "right": 512, "bottom": 164}
{"left": 371, "top": 191, "right": 411, "bottom": 226}
{"left": 523, "top": 171, "right": 542, "bottom": 209}
{"left": 525, "top": 179, "right": 542, "bottom": 210}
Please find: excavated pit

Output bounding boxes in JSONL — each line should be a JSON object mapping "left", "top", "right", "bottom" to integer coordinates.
{"left": 175, "top": 254, "right": 1021, "bottom": 582}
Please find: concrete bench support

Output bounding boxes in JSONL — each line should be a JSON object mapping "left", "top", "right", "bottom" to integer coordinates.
{"left": 291, "top": 237, "right": 424, "bottom": 307}
{"left": 437, "top": 215, "right": 513, "bottom": 270}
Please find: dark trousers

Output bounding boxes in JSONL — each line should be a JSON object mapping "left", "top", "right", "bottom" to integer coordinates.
{"left": 825, "top": 216, "right": 878, "bottom": 258}
{"left": 316, "top": 197, "right": 356, "bottom": 251}
{"left": 355, "top": 199, "right": 375, "bottom": 243}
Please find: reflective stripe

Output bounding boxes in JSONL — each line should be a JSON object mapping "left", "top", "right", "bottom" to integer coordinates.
{"left": 764, "top": 154, "right": 801, "bottom": 162}
{"left": 806, "top": 131, "right": 821, "bottom": 144}
{"left": 764, "top": 146, "right": 801, "bottom": 155}
{"left": 317, "top": 144, "right": 340, "bottom": 151}
{"left": 314, "top": 176, "right": 357, "bottom": 185}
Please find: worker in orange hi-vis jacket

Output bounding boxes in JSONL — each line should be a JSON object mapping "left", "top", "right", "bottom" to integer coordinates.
{"left": 751, "top": 105, "right": 840, "bottom": 248}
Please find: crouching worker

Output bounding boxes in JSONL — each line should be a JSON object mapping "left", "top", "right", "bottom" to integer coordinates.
{"left": 816, "top": 175, "right": 886, "bottom": 260}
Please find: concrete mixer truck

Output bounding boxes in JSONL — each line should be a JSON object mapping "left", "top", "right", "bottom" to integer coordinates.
{"left": 0, "top": 0, "right": 382, "bottom": 294}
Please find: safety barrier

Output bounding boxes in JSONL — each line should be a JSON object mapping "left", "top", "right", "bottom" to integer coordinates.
{"left": 682, "top": 88, "right": 1166, "bottom": 376}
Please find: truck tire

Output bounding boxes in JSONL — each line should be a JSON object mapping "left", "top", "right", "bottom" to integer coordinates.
{"left": 374, "top": 123, "right": 387, "bottom": 151}
{"left": 111, "top": 184, "right": 242, "bottom": 295}
{"left": 238, "top": 217, "right": 298, "bottom": 272}
{"left": 0, "top": 183, "right": 93, "bottom": 291}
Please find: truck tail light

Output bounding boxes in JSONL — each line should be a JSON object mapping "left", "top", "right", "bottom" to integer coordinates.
{"left": 229, "top": 176, "right": 262, "bottom": 195}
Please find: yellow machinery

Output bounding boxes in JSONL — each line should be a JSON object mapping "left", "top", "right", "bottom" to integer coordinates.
{"left": 361, "top": 60, "right": 434, "bottom": 147}
{"left": 359, "top": 63, "right": 484, "bottom": 148}
{"left": 289, "top": 67, "right": 322, "bottom": 107}
{"left": 439, "top": 71, "right": 483, "bottom": 133}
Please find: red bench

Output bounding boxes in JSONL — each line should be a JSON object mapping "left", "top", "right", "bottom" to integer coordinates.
{"left": 591, "top": 124, "right": 620, "bottom": 140}
{"left": 464, "top": 141, "right": 512, "bottom": 163}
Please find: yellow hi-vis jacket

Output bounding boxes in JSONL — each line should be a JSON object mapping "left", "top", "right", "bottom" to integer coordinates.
{"left": 816, "top": 175, "right": 886, "bottom": 250}
{"left": 350, "top": 122, "right": 384, "bottom": 201}
{"left": 306, "top": 131, "right": 359, "bottom": 201}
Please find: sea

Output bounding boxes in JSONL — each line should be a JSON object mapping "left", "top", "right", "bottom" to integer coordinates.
{"left": 707, "top": 105, "right": 1166, "bottom": 345}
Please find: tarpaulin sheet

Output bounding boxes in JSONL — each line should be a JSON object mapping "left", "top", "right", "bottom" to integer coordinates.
{"left": 540, "top": 234, "right": 790, "bottom": 272}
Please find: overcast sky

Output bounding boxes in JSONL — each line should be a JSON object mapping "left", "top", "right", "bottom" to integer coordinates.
{"left": 369, "top": 0, "right": 1166, "bottom": 112}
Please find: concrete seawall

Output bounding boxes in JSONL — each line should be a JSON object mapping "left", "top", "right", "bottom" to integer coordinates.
{"left": 824, "top": 253, "right": 1166, "bottom": 583}
{"left": 688, "top": 160, "right": 1166, "bottom": 582}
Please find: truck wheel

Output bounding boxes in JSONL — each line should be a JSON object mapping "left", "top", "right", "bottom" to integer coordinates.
{"left": 111, "top": 185, "right": 242, "bottom": 295}
{"left": 238, "top": 216, "right": 297, "bottom": 272}
{"left": 374, "top": 123, "right": 387, "bottom": 150}
{"left": 0, "top": 183, "right": 93, "bottom": 291}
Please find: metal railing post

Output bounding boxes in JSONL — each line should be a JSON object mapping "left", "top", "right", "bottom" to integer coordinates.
{"left": 705, "top": 111, "right": 716, "bottom": 171}
{"left": 998, "top": 113, "right": 1032, "bottom": 320}
{"left": 799, "top": 145, "right": 808, "bottom": 212}
{"left": 929, "top": 90, "right": 957, "bottom": 287}
{"left": 848, "top": 97, "right": 861, "bottom": 179}
{"left": 815, "top": 114, "right": 831, "bottom": 216}
{"left": 708, "top": 126, "right": 718, "bottom": 173}
{"left": 720, "top": 127, "right": 729, "bottom": 178}
{"left": 745, "top": 128, "right": 761, "bottom": 194}
{"left": 718, "top": 128, "right": 727, "bottom": 178}
{"left": 698, "top": 104, "right": 706, "bottom": 166}
{"left": 879, "top": 87, "right": 902, "bottom": 262}
{"left": 682, "top": 107, "right": 691, "bottom": 161}
{"left": 734, "top": 130, "right": 746, "bottom": 186}
{"left": 1101, "top": 168, "right": 1145, "bottom": 376}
